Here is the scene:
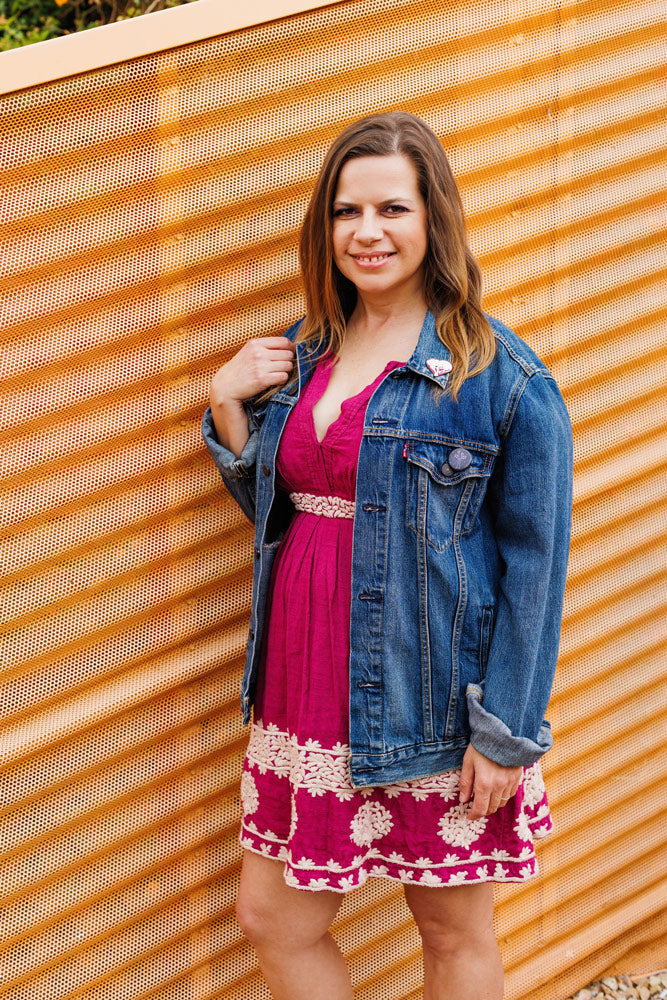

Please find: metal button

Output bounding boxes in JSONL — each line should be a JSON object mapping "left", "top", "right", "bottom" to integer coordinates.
{"left": 288, "top": 382, "right": 298, "bottom": 395}
{"left": 448, "top": 447, "right": 472, "bottom": 471}
{"left": 254, "top": 547, "right": 260, "bottom": 559}
{"left": 262, "top": 464, "right": 270, "bottom": 476}
{"left": 440, "top": 462, "right": 454, "bottom": 477}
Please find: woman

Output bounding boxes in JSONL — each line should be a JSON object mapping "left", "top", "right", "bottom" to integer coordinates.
{"left": 202, "top": 111, "right": 572, "bottom": 1000}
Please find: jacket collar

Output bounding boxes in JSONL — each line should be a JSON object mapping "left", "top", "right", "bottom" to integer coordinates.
{"left": 294, "top": 309, "right": 452, "bottom": 390}
{"left": 404, "top": 309, "right": 453, "bottom": 389}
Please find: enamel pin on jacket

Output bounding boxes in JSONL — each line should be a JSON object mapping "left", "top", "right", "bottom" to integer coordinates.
{"left": 202, "top": 310, "right": 573, "bottom": 788}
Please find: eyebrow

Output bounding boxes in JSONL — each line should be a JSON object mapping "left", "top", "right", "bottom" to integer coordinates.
{"left": 332, "top": 197, "right": 415, "bottom": 206}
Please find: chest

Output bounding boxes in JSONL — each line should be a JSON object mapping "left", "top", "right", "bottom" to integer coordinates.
{"left": 310, "top": 355, "right": 402, "bottom": 444}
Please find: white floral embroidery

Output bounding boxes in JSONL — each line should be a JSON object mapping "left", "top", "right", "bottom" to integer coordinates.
{"left": 522, "top": 762, "right": 547, "bottom": 809}
{"left": 338, "top": 875, "right": 357, "bottom": 891}
{"left": 519, "top": 864, "right": 534, "bottom": 878}
{"left": 384, "top": 770, "right": 460, "bottom": 801}
{"left": 240, "top": 771, "right": 259, "bottom": 815}
{"left": 245, "top": 722, "right": 462, "bottom": 803}
{"left": 493, "top": 863, "right": 508, "bottom": 879}
{"left": 398, "top": 869, "right": 415, "bottom": 881}
{"left": 246, "top": 721, "right": 295, "bottom": 777}
{"left": 447, "top": 871, "right": 467, "bottom": 885}
{"left": 518, "top": 845, "right": 533, "bottom": 859}
{"left": 420, "top": 870, "right": 443, "bottom": 886}
{"left": 350, "top": 802, "right": 394, "bottom": 847}
{"left": 490, "top": 848, "right": 510, "bottom": 860}
{"left": 476, "top": 865, "right": 489, "bottom": 879}
{"left": 438, "top": 803, "right": 488, "bottom": 849}
{"left": 309, "top": 877, "right": 332, "bottom": 890}
{"left": 414, "top": 856, "right": 433, "bottom": 868}
{"left": 371, "top": 864, "right": 388, "bottom": 877}
{"left": 513, "top": 811, "right": 532, "bottom": 842}
{"left": 288, "top": 797, "right": 298, "bottom": 840}
{"left": 284, "top": 869, "right": 300, "bottom": 888}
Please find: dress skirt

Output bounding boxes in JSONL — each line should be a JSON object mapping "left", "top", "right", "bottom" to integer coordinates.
{"left": 239, "top": 353, "right": 552, "bottom": 893}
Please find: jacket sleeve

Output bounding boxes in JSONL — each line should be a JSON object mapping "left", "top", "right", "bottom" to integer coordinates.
{"left": 466, "top": 370, "right": 573, "bottom": 767}
{"left": 200, "top": 398, "right": 265, "bottom": 525}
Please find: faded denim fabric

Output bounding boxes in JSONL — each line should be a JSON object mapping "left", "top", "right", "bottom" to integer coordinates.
{"left": 201, "top": 310, "right": 573, "bottom": 787}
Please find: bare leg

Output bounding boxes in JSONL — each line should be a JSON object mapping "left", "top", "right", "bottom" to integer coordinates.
{"left": 236, "top": 850, "right": 353, "bottom": 1000}
{"left": 404, "top": 881, "right": 504, "bottom": 1000}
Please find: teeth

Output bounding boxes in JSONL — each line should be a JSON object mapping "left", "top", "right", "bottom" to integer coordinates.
{"left": 357, "top": 254, "right": 390, "bottom": 262}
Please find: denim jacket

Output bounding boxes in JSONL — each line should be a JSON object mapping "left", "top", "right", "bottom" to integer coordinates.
{"left": 201, "top": 310, "right": 573, "bottom": 787}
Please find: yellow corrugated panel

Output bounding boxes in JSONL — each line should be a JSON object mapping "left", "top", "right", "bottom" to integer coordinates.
{"left": 1, "top": 0, "right": 665, "bottom": 998}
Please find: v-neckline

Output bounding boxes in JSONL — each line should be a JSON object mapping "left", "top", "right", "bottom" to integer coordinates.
{"left": 308, "top": 354, "right": 401, "bottom": 446}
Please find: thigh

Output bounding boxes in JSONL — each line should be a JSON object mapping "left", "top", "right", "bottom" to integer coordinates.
{"left": 403, "top": 880, "right": 495, "bottom": 938}
{"left": 237, "top": 850, "right": 345, "bottom": 948}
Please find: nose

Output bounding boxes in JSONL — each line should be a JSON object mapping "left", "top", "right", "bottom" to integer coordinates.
{"left": 354, "top": 209, "right": 383, "bottom": 243}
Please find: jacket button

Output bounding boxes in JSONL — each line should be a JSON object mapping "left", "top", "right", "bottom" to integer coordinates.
{"left": 248, "top": 629, "right": 255, "bottom": 640}
{"left": 448, "top": 447, "right": 472, "bottom": 471}
{"left": 441, "top": 462, "right": 454, "bottom": 476}
{"left": 254, "top": 547, "right": 260, "bottom": 559}
{"left": 288, "top": 382, "right": 298, "bottom": 395}
{"left": 262, "top": 464, "right": 270, "bottom": 476}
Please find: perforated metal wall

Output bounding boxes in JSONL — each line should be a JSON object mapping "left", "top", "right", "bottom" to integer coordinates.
{"left": 1, "top": 1, "right": 666, "bottom": 998}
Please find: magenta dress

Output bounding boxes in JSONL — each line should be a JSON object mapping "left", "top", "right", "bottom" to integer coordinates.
{"left": 239, "top": 353, "right": 552, "bottom": 892}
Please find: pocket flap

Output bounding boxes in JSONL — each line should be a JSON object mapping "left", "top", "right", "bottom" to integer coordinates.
{"left": 405, "top": 440, "right": 492, "bottom": 485}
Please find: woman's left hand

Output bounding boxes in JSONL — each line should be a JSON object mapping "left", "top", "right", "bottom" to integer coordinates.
{"left": 459, "top": 744, "right": 523, "bottom": 820}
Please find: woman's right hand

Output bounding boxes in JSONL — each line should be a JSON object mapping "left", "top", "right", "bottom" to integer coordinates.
{"left": 210, "top": 336, "right": 296, "bottom": 408}
{"left": 208, "top": 336, "right": 296, "bottom": 459}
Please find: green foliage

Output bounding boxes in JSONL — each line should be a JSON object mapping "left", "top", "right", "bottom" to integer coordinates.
{"left": 0, "top": 0, "right": 195, "bottom": 50}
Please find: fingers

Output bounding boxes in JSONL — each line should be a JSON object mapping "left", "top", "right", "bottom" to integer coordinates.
{"left": 458, "top": 746, "right": 475, "bottom": 806}
{"left": 460, "top": 745, "right": 524, "bottom": 820}
{"left": 257, "top": 336, "right": 297, "bottom": 350}
{"left": 212, "top": 336, "right": 296, "bottom": 404}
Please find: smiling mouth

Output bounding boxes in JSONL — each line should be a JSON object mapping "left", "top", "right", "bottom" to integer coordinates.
{"left": 350, "top": 252, "right": 396, "bottom": 263}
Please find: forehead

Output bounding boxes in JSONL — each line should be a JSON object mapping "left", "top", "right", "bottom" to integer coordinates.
{"left": 334, "top": 154, "right": 421, "bottom": 200}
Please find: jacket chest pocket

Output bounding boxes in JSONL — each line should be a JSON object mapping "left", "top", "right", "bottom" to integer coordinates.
{"left": 405, "top": 441, "right": 492, "bottom": 552}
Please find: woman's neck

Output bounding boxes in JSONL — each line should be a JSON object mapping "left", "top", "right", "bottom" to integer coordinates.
{"left": 346, "top": 296, "right": 428, "bottom": 355}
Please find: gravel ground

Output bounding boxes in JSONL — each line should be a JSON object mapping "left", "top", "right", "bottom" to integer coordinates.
{"left": 568, "top": 971, "right": 667, "bottom": 1000}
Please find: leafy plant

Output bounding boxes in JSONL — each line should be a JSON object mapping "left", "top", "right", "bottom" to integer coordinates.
{"left": 0, "top": 0, "right": 196, "bottom": 49}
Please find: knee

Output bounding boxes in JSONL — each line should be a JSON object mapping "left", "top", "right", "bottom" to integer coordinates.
{"left": 235, "top": 890, "right": 276, "bottom": 948}
{"left": 413, "top": 916, "right": 467, "bottom": 959}
{"left": 405, "top": 892, "right": 496, "bottom": 960}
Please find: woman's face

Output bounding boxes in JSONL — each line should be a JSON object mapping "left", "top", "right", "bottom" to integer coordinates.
{"left": 332, "top": 153, "right": 428, "bottom": 304}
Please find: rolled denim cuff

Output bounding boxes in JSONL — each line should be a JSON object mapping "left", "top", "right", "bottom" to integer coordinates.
{"left": 201, "top": 405, "right": 258, "bottom": 479}
{"left": 466, "top": 684, "right": 553, "bottom": 767}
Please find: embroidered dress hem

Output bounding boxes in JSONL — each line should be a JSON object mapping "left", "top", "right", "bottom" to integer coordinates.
{"left": 239, "top": 719, "right": 553, "bottom": 894}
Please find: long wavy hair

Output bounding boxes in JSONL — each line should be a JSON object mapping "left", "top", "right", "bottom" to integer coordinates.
{"left": 274, "top": 111, "right": 495, "bottom": 401}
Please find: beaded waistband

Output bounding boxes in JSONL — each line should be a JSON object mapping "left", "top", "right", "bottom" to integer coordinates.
{"left": 289, "top": 491, "right": 355, "bottom": 519}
